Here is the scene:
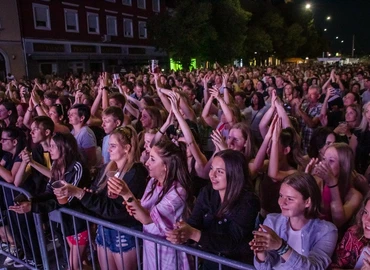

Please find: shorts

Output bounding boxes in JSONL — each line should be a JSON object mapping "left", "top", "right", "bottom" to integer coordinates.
{"left": 95, "top": 225, "right": 136, "bottom": 253}
{"left": 66, "top": 230, "right": 89, "bottom": 246}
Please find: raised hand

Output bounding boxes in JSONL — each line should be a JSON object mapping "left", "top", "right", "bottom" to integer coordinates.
{"left": 305, "top": 158, "right": 319, "bottom": 174}
{"left": 250, "top": 225, "right": 283, "bottom": 252}
{"left": 313, "top": 161, "right": 337, "bottom": 187}
{"left": 209, "top": 87, "right": 220, "bottom": 100}
{"left": 210, "top": 129, "right": 227, "bottom": 151}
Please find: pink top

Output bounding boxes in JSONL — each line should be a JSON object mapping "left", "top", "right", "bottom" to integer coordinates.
{"left": 322, "top": 185, "right": 332, "bottom": 222}
{"left": 141, "top": 178, "right": 193, "bottom": 270}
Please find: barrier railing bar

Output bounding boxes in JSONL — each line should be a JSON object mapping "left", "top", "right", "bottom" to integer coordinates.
{"left": 154, "top": 242, "right": 158, "bottom": 270}
{"left": 135, "top": 236, "right": 141, "bottom": 270}
{"left": 58, "top": 208, "right": 255, "bottom": 270}
{"left": 86, "top": 220, "right": 97, "bottom": 270}
{"left": 71, "top": 215, "right": 83, "bottom": 270}
{"left": 34, "top": 212, "right": 49, "bottom": 270}
{"left": 49, "top": 220, "right": 61, "bottom": 270}
{"left": 59, "top": 212, "right": 71, "bottom": 270}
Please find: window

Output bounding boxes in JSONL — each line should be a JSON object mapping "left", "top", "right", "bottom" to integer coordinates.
{"left": 33, "top": 4, "right": 51, "bottom": 30}
{"left": 152, "top": 0, "right": 160, "bottom": 12}
{"left": 87, "top": 13, "right": 99, "bottom": 34}
{"left": 64, "top": 9, "right": 79, "bottom": 32}
{"left": 138, "top": 21, "right": 147, "bottom": 39}
{"left": 123, "top": 18, "right": 133, "bottom": 37}
{"left": 122, "top": 0, "right": 132, "bottom": 5}
{"left": 137, "top": 0, "right": 146, "bottom": 9}
{"left": 106, "top": 16, "right": 117, "bottom": 36}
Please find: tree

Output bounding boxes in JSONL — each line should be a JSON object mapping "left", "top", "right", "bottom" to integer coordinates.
{"left": 206, "top": 0, "right": 252, "bottom": 64}
{"left": 148, "top": 0, "right": 251, "bottom": 68}
{"left": 148, "top": 0, "right": 216, "bottom": 69}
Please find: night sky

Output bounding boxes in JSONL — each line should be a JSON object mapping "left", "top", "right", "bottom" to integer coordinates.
{"left": 306, "top": 0, "right": 370, "bottom": 56}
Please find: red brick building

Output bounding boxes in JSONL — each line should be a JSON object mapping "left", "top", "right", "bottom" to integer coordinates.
{"left": 18, "top": 0, "right": 168, "bottom": 77}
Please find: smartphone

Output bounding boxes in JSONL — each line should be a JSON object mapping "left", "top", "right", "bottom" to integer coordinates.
{"left": 13, "top": 194, "right": 29, "bottom": 205}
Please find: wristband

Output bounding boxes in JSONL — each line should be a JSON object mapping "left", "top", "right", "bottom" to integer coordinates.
{"left": 276, "top": 239, "right": 290, "bottom": 256}
{"left": 34, "top": 104, "right": 40, "bottom": 108}
{"left": 327, "top": 183, "right": 338, "bottom": 188}
{"left": 158, "top": 129, "right": 165, "bottom": 135}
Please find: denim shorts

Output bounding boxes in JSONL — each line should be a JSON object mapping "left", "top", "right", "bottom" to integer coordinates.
{"left": 95, "top": 225, "right": 137, "bottom": 253}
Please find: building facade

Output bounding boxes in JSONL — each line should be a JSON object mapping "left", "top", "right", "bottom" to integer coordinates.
{"left": 18, "top": 0, "right": 167, "bottom": 78}
{"left": 0, "top": 0, "right": 26, "bottom": 81}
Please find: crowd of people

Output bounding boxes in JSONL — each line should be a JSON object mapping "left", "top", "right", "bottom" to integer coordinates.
{"left": 0, "top": 62, "right": 370, "bottom": 269}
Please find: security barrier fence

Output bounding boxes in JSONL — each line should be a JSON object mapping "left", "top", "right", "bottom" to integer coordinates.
{"left": 0, "top": 181, "right": 256, "bottom": 270}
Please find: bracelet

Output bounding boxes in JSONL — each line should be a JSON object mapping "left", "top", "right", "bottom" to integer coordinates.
{"left": 34, "top": 104, "right": 40, "bottom": 108}
{"left": 187, "top": 142, "right": 193, "bottom": 147}
{"left": 327, "top": 183, "right": 339, "bottom": 188}
{"left": 126, "top": 196, "right": 134, "bottom": 203}
{"left": 27, "top": 109, "right": 33, "bottom": 112}
{"left": 158, "top": 129, "right": 165, "bottom": 135}
{"left": 276, "top": 239, "right": 290, "bottom": 256}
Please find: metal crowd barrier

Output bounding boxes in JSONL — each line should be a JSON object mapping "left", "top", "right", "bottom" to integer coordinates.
{"left": 54, "top": 207, "right": 256, "bottom": 270}
{"left": 0, "top": 180, "right": 256, "bottom": 270}
{"left": 0, "top": 181, "right": 49, "bottom": 270}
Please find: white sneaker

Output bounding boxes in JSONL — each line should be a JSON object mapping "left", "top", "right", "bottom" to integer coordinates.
{"left": 3, "top": 246, "right": 17, "bottom": 266}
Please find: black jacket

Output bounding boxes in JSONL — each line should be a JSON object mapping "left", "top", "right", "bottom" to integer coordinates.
{"left": 80, "top": 162, "right": 148, "bottom": 227}
{"left": 187, "top": 184, "right": 260, "bottom": 264}
{"left": 31, "top": 161, "right": 91, "bottom": 236}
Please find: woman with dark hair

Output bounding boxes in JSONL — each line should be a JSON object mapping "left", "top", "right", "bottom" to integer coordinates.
{"left": 110, "top": 139, "right": 193, "bottom": 270}
{"left": 0, "top": 127, "right": 26, "bottom": 266}
{"left": 247, "top": 92, "right": 269, "bottom": 145}
{"left": 56, "top": 96, "right": 72, "bottom": 120}
{"left": 0, "top": 102, "right": 18, "bottom": 128}
{"left": 251, "top": 172, "right": 338, "bottom": 270}
{"left": 48, "top": 104, "right": 71, "bottom": 133}
{"left": 256, "top": 80, "right": 268, "bottom": 99}
{"left": 10, "top": 132, "right": 91, "bottom": 270}
{"left": 307, "top": 127, "right": 336, "bottom": 160}
{"left": 166, "top": 149, "right": 260, "bottom": 266}
{"left": 331, "top": 194, "right": 370, "bottom": 269}
{"left": 334, "top": 104, "right": 362, "bottom": 144}
{"left": 307, "top": 143, "right": 363, "bottom": 228}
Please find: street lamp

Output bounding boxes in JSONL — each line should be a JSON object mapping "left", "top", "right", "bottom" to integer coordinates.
{"left": 305, "top": 3, "right": 311, "bottom": 9}
{"left": 341, "top": 40, "right": 344, "bottom": 43}
{"left": 324, "top": 28, "right": 327, "bottom": 31}
{"left": 336, "top": 36, "right": 339, "bottom": 39}
{"left": 326, "top": 16, "right": 331, "bottom": 20}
